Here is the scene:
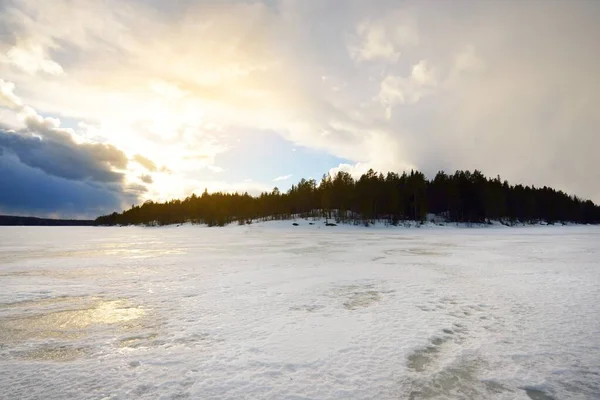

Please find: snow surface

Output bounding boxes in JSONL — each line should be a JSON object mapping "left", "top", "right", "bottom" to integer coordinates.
{"left": 1, "top": 222, "right": 599, "bottom": 399}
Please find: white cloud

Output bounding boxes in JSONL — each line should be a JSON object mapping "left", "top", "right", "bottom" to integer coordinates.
{"left": 450, "top": 45, "right": 485, "bottom": 79}
{"left": 350, "top": 13, "right": 418, "bottom": 62}
{"left": 146, "top": 174, "right": 272, "bottom": 201}
{"left": 208, "top": 165, "right": 225, "bottom": 173}
{"left": 411, "top": 60, "right": 438, "bottom": 86}
{"left": 328, "top": 162, "right": 373, "bottom": 179}
{"left": 352, "top": 22, "right": 398, "bottom": 62}
{"left": 3, "top": 44, "right": 64, "bottom": 75}
{"left": 273, "top": 174, "right": 292, "bottom": 182}
{"left": 379, "top": 60, "right": 438, "bottom": 118}
{"left": 0, "top": 79, "right": 23, "bottom": 109}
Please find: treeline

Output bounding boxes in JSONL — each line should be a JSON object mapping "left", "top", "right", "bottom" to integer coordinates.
{"left": 95, "top": 169, "right": 600, "bottom": 226}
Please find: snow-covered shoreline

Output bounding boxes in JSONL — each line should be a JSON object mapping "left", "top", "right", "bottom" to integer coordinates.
{"left": 115, "top": 217, "right": 593, "bottom": 230}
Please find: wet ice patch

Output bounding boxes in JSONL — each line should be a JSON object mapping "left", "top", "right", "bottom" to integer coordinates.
{"left": 343, "top": 290, "right": 381, "bottom": 310}
{"left": 0, "top": 297, "right": 147, "bottom": 344}
{"left": 408, "top": 345, "right": 442, "bottom": 372}
{"left": 290, "top": 282, "right": 391, "bottom": 313}
{"left": 119, "top": 333, "right": 159, "bottom": 348}
{"left": 405, "top": 357, "right": 513, "bottom": 399}
{"left": 404, "top": 247, "right": 446, "bottom": 256}
{"left": 19, "top": 345, "right": 86, "bottom": 362}
{"left": 407, "top": 332, "right": 455, "bottom": 373}
{"left": 523, "top": 387, "right": 556, "bottom": 400}
{"left": 328, "top": 283, "right": 389, "bottom": 310}
{"left": 289, "top": 304, "right": 325, "bottom": 312}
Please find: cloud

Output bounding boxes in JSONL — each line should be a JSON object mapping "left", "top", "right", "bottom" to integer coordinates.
{"left": 0, "top": 125, "right": 127, "bottom": 183}
{"left": 0, "top": 81, "right": 128, "bottom": 183}
{"left": 411, "top": 60, "right": 438, "bottom": 86}
{"left": 208, "top": 165, "right": 224, "bottom": 173}
{"left": 145, "top": 173, "right": 272, "bottom": 201}
{"left": 0, "top": 79, "right": 22, "bottom": 109}
{"left": 139, "top": 174, "right": 153, "bottom": 184}
{"left": 0, "top": 80, "right": 141, "bottom": 216}
{"left": 349, "top": 13, "right": 418, "bottom": 62}
{"left": 379, "top": 59, "right": 438, "bottom": 117}
{"left": 2, "top": 43, "right": 64, "bottom": 75}
{"left": 133, "top": 154, "right": 157, "bottom": 172}
{"left": 328, "top": 162, "right": 374, "bottom": 179}
{"left": 0, "top": 152, "right": 132, "bottom": 218}
{"left": 451, "top": 45, "right": 485, "bottom": 77}
{"left": 273, "top": 174, "right": 292, "bottom": 182}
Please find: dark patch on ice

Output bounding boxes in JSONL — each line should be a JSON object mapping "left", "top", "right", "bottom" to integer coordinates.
{"left": 290, "top": 304, "right": 324, "bottom": 312}
{"left": 430, "top": 337, "right": 447, "bottom": 346}
{"left": 119, "top": 333, "right": 159, "bottom": 348}
{"left": 327, "top": 282, "right": 389, "bottom": 310}
{"left": 405, "top": 247, "right": 446, "bottom": 256}
{"left": 524, "top": 387, "right": 556, "bottom": 400}
{"left": 170, "top": 392, "right": 191, "bottom": 399}
{"left": 483, "top": 380, "right": 511, "bottom": 394}
{"left": 453, "top": 323, "right": 466, "bottom": 331}
{"left": 286, "top": 245, "right": 328, "bottom": 255}
{"left": 405, "top": 356, "right": 513, "bottom": 399}
{"left": 18, "top": 345, "right": 86, "bottom": 362}
{"left": 407, "top": 335, "right": 452, "bottom": 372}
{"left": 408, "top": 362, "right": 479, "bottom": 398}
{"left": 417, "top": 305, "right": 434, "bottom": 311}
{"left": 407, "top": 346, "right": 439, "bottom": 372}
{"left": 343, "top": 290, "right": 381, "bottom": 310}
{"left": 170, "top": 332, "right": 218, "bottom": 348}
{"left": 133, "top": 384, "right": 156, "bottom": 396}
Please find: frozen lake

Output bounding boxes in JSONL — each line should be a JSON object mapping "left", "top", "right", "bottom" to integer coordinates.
{"left": 1, "top": 223, "right": 599, "bottom": 399}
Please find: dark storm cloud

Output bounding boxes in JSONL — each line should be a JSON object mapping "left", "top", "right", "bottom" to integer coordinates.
{"left": 0, "top": 122, "right": 127, "bottom": 183}
{"left": 0, "top": 152, "right": 133, "bottom": 218}
{"left": 0, "top": 118, "right": 143, "bottom": 217}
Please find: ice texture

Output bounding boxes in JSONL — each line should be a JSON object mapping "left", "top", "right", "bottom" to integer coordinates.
{"left": 1, "top": 222, "right": 599, "bottom": 399}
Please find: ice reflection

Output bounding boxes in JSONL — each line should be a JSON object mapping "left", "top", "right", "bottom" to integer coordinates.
{"left": 45, "top": 300, "right": 145, "bottom": 328}
{"left": 0, "top": 242, "right": 185, "bottom": 264}
{"left": 0, "top": 299, "right": 145, "bottom": 342}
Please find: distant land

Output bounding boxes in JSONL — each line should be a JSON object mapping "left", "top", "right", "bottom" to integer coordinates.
{"left": 0, "top": 215, "right": 95, "bottom": 226}
{"left": 96, "top": 169, "right": 600, "bottom": 227}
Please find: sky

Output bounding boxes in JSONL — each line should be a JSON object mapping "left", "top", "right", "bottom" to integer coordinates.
{"left": 0, "top": 0, "right": 599, "bottom": 218}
